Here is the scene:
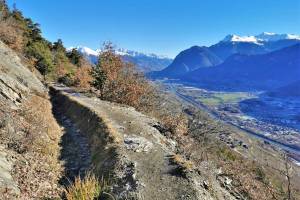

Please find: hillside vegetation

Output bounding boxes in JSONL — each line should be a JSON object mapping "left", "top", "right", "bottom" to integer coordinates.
{"left": 0, "top": 1, "right": 299, "bottom": 200}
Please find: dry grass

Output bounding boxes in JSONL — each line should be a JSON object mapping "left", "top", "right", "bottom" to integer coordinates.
{"left": 64, "top": 173, "right": 111, "bottom": 200}
{"left": 170, "top": 154, "right": 194, "bottom": 174}
{"left": 19, "top": 95, "right": 61, "bottom": 154}
{"left": 139, "top": 90, "right": 189, "bottom": 136}
{"left": 0, "top": 94, "right": 63, "bottom": 199}
{"left": 181, "top": 109, "right": 290, "bottom": 200}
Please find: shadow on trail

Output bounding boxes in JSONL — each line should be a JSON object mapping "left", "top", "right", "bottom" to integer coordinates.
{"left": 49, "top": 90, "right": 92, "bottom": 187}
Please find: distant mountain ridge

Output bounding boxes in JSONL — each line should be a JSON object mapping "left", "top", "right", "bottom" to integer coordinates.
{"left": 210, "top": 32, "right": 300, "bottom": 60}
{"left": 151, "top": 32, "right": 300, "bottom": 79}
{"left": 68, "top": 46, "right": 172, "bottom": 72}
{"left": 182, "top": 44, "right": 300, "bottom": 91}
{"left": 149, "top": 46, "right": 222, "bottom": 78}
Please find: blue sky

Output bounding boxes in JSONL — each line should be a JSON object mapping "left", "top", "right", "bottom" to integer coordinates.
{"left": 7, "top": 0, "right": 300, "bottom": 57}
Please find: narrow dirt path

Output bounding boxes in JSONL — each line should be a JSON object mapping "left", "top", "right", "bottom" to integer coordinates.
{"left": 60, "top": 92, "right": 202, "bottom": 200}
{"left": 51, "top": 95, "right": 92, "bottom": 186}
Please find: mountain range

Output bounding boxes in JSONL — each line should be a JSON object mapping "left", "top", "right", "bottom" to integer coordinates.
{"left": 182, "top": 44, "right": 300, "bottom": 91}
{"left": 150, "top": 32, "right": 300, "bottom": 92}
{"left": 69, "top": 46, "right": 173, "bottom": 72}
{"left": 151, "top": 32, "right": 300, "bottom": 79}
{"left": 210, "top": 32, "right": 300, "bottom": 60}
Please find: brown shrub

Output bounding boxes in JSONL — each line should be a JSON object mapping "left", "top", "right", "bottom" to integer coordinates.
{"left": 91, "top": 42, "right": 188, "bottom": 136}
{"left": 103, "top": 63, "right": 151, "bottom": 108}
{"left": 74, "top": 63, "right": 93, "bottom": 90}
{"left": 55, "top": 61, "right": 68, "bottom": 78}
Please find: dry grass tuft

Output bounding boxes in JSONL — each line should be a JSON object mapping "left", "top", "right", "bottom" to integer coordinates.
{"left": 170, "top": 154, "right": 194, "bottom": 172}
{"left": 64, "top": 173, "right": 111, "bottom": 200}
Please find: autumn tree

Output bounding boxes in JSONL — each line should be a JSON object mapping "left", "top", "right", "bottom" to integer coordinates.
{"left": 91, "top": 42, "right": 151, "bottom": 107}
{"left": 74, "top": 58, "right": 93, "bottom": 89}
{"left": 91, "top": 42, "right": 120, "bottom": 97}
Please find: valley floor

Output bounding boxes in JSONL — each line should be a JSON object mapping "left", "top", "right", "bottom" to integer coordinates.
{"left": 160, "top": 81, "right": 300, "bottom": 165}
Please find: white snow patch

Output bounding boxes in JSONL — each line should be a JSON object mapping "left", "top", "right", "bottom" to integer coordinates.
{"left": 222, "top": 34, "right": 261, "bottom": 44}
{"left": 221, "top": 32, "right": 300, "bottom": 44}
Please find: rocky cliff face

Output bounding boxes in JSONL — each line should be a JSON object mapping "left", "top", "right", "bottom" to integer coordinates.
{"left": 0, "top": 41, "right": 45, "bottom": 106}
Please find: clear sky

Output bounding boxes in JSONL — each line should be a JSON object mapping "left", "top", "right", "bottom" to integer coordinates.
{"left": 7, "top": 0, "right": 300, "bottom": 57}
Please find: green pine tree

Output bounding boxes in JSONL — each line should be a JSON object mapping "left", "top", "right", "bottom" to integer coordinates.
{"left": 66, "top": 48, "right": 82, "bottom": 66}
{"left": 91, "top": 62, "right": 107, "bottom": 97}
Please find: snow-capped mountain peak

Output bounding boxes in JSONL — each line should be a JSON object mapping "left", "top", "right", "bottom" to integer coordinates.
{"left": 222, "top": 34, "right": 259, "bottom": 43}
{"left": 69, "top": 46, "right": 171, "bottom": 59}
{"left": 68, "top": 46, "right": 99, "bottom": 56}
{"left": 67, "top": 46, "right": 173, "bottom": 72}
{"left": 221, "top": 33, "right": 300, "bottom": 44}
{"left": 256, "top": 32, "right": 300, "bottom": 41}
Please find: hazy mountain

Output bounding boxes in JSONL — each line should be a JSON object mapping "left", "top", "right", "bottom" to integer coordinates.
{"left": 69, "top": 46, "right": 172, "bottom": 72}
{"left": 182, "top": 44, "right": 300, "bottom": 91}
{"left": 121, "top": 52, "right": 173, "bottom": 72}
{"left": 209, "top": 32, "right": 300, "bottom": 60}
{"left": 149, "top": 46, "right": 222, "bottom": 78}
{"left": 267, "top": 80, "right": 300, "bottom": 97}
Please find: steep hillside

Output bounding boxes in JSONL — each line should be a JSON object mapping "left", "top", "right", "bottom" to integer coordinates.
{"left": 182, "top": 44, "right": 300, "bottom": 91}
{"left": 0, "top": 41, "right": 63, "bottom": 199}
{"left": 150, "top": 46, "right": 222, "bottom": 78}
